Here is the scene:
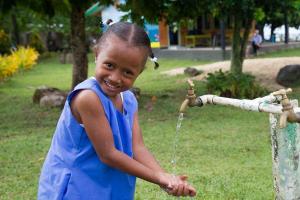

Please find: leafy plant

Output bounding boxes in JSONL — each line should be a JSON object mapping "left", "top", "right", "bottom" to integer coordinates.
{"left": 0, "top": 46, "right": 39, "bottom": 81}
{"left": 13, "top": 46, "right": 39, "bottom": 70}
{"left": 28, "top": 33, "right": 46, "bottom": 54}
{"left": 206, "top": 70, "right": 268, "bottom": 99}
{"left": 0, "top": 29, "right": 11, "bottom": 55}
{"left": 0, "top": 54, "right": 19, "bottom": 81}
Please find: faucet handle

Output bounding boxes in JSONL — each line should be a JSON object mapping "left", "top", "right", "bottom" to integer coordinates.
{"left": 272, "top": 88, "right": 292, "bottom": 108}
{"left": 272, "top": 88, "right": 292, "bottom": 97}
{"left": 187, "top": 79, "right": 194, "bottom": 89}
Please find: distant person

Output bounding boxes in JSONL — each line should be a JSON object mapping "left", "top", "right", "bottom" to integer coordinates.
{"left": 38, "top": 20, "right": 196, "bottom": 199}
{"left": 251, "top": 30, "right": 263, "bottom": 56}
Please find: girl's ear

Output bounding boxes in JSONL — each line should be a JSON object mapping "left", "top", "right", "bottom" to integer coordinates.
{"left": 93, "top": 45, "right": 100, "bottom": 63}
{"left": 93, "top": 44, "right": 99, "bottom": 58}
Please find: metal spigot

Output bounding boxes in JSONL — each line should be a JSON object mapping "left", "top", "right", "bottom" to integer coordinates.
{"left": 179, "top": 79, "right": 202, "bottom": 113}
{"left": 272, "top": 88, "right": 300, "bottom": 128}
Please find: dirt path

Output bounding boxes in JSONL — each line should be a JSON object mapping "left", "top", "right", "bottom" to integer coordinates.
{"left": 161, "top": 57, "right": 300, "bottom": 91}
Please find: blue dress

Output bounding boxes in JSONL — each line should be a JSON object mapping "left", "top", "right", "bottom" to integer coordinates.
{"left": 38, "top": 77, "right": 137, "bottom": 200}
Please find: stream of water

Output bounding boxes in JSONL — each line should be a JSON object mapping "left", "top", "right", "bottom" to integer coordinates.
{"left": 171, "top": 112, "right": 184, "bottom": 174}
{"left": 170, "top": 112, "right": 194, "bottom": 199}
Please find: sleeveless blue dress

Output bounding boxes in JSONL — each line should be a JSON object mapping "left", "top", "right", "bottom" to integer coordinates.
{"left": 38, "top": 77, "right": 137, "bottom": 200}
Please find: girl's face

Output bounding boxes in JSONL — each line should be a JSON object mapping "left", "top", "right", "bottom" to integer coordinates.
{"left": 95, "top": 35, "right": 148, "bottom": 98}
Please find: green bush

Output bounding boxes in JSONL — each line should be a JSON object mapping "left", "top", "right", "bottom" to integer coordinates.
{"left": 0, "top": 29, "right": 11, "bottom": 55}
{"left": 0, "top": 46, "right": 39, "bottom": 81}
{"left": 206, "top": 70, "right": 268, "bottom": 99}
{"left": 28, "top": 33, "right": 45, "bottom": 54}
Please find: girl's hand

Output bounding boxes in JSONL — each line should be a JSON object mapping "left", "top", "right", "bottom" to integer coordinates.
{"left": 155, "top": 172, "right": 177, "bottom": 190}
{"left": 157, "top": 172, "right": 196, "bottom": 197}
{"left": 177, "top": 175, "right": 196, "bottom": 197}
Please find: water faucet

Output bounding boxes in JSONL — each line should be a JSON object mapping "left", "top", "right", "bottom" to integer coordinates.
{"left": 179, "top": 79, "right": 202, "bottom": 113}
{"left": 272, "top": 88, "right": 300, "bottom": 128}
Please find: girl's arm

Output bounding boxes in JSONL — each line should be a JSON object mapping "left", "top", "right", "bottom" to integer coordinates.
{"left": 132, "top": 110, "right": 196, "bottom": 197}
{"left": 132, "top": 112, "right": 165, "bottom": 172}
{"left": 71, "top": 90, "right": 172, "bottom": 188}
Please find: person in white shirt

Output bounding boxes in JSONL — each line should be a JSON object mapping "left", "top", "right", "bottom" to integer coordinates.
{"left": 251, "top": 29, "right": 262, "bottom": 56}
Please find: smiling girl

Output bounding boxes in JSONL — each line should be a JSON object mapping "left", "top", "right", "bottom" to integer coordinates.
{"left": 38, "top": 21, "right": 196, "bottom": 200}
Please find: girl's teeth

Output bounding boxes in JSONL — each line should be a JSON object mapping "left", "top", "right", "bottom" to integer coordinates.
{"left": 105, "top": 81, "right": 118, "bottom": 89}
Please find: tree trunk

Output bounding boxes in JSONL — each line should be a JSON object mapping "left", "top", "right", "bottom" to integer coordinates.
{"left": 271, "top": 24, "right": 276, "bottom": 42}
{"left": 220, "top": 18, "right": 226, "bottom": 60}
{"left": 258, "top": 24, "right": 264, "bottom": 41}
{"left": 240, "top": 18, "right": 252, "bottom": 64}
{"left": 11, "top": 8, "right": 20, "bottom": 45}
{"left": 230, "top": 11, "right": 253, "bottom": 75}
{"left": 230, "top": 14, "right": 243, "bottom": 75}
{"left": 284, "top": 9, "right": 289, "bottom": 44}
{"left": 70, "top": 5, "right": 88, "bottom": 89}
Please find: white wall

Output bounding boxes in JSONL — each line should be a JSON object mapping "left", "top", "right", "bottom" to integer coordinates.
{"left": 264, "top": 24, "right": 300, "bottom": 42}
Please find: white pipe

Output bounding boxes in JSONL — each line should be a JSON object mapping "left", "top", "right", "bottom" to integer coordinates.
{"left": 253, "top": 94, "right": 282, "bottom": 104}
{"left": 198, "top": 95, "right": 300, "bottom": 114}
{"left": 194, "top": 92, "right": 300, "bottom": 198}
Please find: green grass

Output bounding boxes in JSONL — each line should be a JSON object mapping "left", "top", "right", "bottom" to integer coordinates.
{"left": 258, "top": 47, "right": 300, "bottom": 58}
{"left": 0, "top": 52, "right": 299, "bottom": 199}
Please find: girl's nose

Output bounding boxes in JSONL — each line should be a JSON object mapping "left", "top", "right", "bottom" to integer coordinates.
{"left": 109, "top": 71, "right": 122, "bottom": 84}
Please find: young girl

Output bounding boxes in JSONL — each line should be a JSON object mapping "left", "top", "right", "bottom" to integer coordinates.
{"left": 38, "top": 21, "right": 196, "bottom": 199}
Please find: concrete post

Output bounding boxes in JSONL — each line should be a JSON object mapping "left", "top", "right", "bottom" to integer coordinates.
{"left": 269, "top": 100, "right": 300, "bottom": 200}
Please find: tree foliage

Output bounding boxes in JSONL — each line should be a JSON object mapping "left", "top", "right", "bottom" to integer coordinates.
{"left": 260, "top": 0, "right": 300, "bottom": 43}
{"left": 58, "top": 0, "right": 110, "bottom": 88}
{"left": 120, "top": 0, "right": 255, "bottom": 74}
{"left": 120, "top": 0, "right": 300, "bottom": 75}
{"left": 119, "top": 0, "right": 207, "bottom": 25}
{"left": 1, "top": 0, "right": 114, "bottom": 89}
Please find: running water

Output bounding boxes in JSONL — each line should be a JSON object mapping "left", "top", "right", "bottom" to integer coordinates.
{"left": 170, "top": 113, "right": 195, "bottom": 199}
{"left": 171, "top": 112, "right": 184, "bottom": 173}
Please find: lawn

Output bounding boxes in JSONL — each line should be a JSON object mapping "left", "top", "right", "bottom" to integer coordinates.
{"left": 258, "top": 47, "right": 300, "bottom": 58}
{"left": 0, "top": 50, "right": 300, "bottom": 199}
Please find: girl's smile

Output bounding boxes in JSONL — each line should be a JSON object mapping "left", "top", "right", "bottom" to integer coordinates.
{"left": 103, "top": 79, "right": 121, "bottom": 93}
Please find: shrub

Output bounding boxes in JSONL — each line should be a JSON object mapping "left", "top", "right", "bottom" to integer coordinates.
{"left": 206, "top": 70, "right": 268, "bottom": 99}
{"left": 0, "top": 29, "right": 11, "bottom": 55}
{"left": 0, "top": 46, "right": 39, "bottom": 81}
{"left": 13, "top": 46, "right": 39, "bottom": 70}
{"left": 0, "top": 54, "right": 19, "bottom": 81}
{"left": 28, "top": 33, "right": 46, "bottom": 54}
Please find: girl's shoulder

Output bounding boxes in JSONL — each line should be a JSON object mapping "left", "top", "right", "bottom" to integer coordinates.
{"left": 67, "top": 78, "right": 105, "bottom": 105}
{"left": 73, "top": 78, "right": 98, "bottom": 91}
{"left": 122, "top": 90, "right": 138, "bottom": 113}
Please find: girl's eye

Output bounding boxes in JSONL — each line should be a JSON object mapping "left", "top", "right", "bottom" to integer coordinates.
{"left": 105, "top": 63, "right": 113, "bottom": 69}
{"left": 124, "top": 70, "right": 134, "bottom": 77}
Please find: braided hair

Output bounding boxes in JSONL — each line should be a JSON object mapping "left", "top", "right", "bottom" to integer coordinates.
{"left": 97, "top": 20, "right": 159, "bottom": 69}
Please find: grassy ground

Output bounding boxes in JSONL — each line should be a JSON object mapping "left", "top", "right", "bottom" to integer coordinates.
{"left": 0, "top": 50, "right": 299, "bottom": 199}
{"left": 258, "top": 47, "right": 300, "bottom": 58}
